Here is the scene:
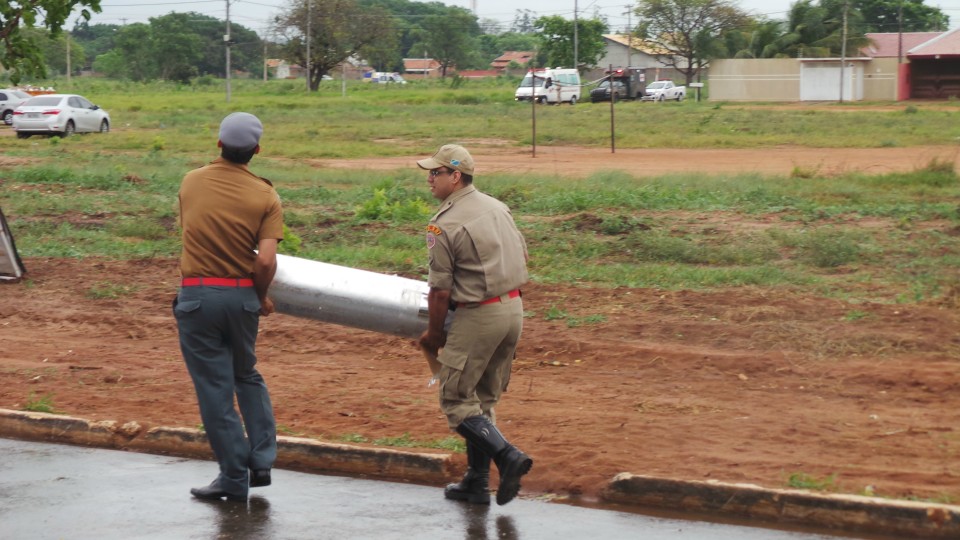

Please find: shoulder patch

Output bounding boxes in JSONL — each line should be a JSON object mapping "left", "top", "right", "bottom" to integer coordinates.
{"left": 426, "top": 224, "right": 443, "bottom": 235}
{"left": 426, "top": 232, "right": 437, "bottom": 249}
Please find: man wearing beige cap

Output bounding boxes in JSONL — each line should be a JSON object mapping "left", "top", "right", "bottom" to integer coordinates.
{"left": 416, "top": 144, "right": 532, "bottom": 506}
{"left": 174, "top": 112, "right": 283, "bottom": 502}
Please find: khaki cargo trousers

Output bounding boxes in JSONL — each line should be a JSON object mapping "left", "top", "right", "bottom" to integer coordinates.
{"left": 437, "top": 296, "right": 523, "bottom": 429}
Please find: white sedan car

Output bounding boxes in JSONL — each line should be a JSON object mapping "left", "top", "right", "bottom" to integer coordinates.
{"left": 0, "top": 89, "right": 33, "bottom": 125}
{"left": 12, "top": 94, "right": 110, "bottom": 138}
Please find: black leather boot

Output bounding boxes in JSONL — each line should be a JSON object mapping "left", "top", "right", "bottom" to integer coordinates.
{"left": 456, "top": 415, "right": 533, "bottom": 506}
{"left": 444, "top": 442, "right": 491, "bottom": 504}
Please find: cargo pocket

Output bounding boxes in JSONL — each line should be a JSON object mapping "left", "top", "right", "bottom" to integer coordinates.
{"left": 173, "top": 299, "right": 201, "bottom": 320}
{"left": 440, "top": 367, "right": 464, "bottom": 402}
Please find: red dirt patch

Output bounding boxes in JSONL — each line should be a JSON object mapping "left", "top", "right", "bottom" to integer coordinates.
{"left": 2, "top": 256, "right": 959, "bottom": 505}
{"left": 308, "top": 145, "right": 959, "bottom": 178}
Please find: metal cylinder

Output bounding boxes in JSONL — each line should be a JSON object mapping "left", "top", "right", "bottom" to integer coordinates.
{"left": 268, "top": 253, "right": 429, "bottom": 339}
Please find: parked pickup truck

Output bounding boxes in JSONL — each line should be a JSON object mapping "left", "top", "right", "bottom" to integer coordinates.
{"left": 641, "top": 80, "right": 686, "bottom": 101}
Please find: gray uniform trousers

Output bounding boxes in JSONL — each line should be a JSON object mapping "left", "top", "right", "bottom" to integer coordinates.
{"left": 174, "top": 285, "right": 277, "bottom": 496}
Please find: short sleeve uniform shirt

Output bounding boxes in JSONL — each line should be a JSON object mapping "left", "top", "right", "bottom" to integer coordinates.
{"left": 426, "top": 185, "right": 528, "bottom": 303}
{"left": 179, "top": 157, "right": 283, "bottom": 278}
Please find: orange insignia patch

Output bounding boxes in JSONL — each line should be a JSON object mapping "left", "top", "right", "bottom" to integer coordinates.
{"left": 425, "top": 224, "right": 443, "bottom": 235}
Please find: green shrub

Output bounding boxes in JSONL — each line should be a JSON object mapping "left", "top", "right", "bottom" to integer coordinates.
{"left": 799, "top": 228, "right": 863, "bottom": 268}
{"left": 354, "top": 180, "right": 433, "bottom": 223}
{"left": 280, "top": 224, "right": 303, "bottom": 255}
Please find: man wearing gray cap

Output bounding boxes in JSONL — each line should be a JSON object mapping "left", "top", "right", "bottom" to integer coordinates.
{"left": 416, "top": 144, "right": 532, "bottom": 506}
{"left": 174, "top": 112, "right": 283, "bottom": 502}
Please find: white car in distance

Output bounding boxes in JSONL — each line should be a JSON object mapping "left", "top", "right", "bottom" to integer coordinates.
{"left": 0, "top": 89, "right": 33, "bottom": 125}
{"left": 13, "top": 94, "right": 111, "bottom": 138}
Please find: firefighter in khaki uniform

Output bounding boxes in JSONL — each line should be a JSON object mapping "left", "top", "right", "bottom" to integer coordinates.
{"left": 416, "top": 144, "right": 533, "bottom": 506}
{"left": 175, "top": 112, "right": 283, "bottom": 502}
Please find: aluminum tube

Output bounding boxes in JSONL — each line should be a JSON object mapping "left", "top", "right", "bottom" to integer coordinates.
{"left": 269, "top": 253, "right": 430, "bottom": 339}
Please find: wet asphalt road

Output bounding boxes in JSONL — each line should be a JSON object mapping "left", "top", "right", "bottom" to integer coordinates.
{"left": 0, "top": 438, "right": 855, "bottom": 540}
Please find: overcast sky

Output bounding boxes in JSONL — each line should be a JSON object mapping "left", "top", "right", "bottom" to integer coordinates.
{"left": 82, "top": 0, "right": 958, "bottom": 34}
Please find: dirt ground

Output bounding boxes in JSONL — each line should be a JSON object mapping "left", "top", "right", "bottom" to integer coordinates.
{"left": 311, "top": 144, "right": 960, "bottom": 179}
{"left": 2, "top": 146, "right": 960, "bottom": 506}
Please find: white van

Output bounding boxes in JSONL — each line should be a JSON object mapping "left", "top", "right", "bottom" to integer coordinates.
{"left": 366, "top": 72, "right": 407, "bottom": 84}
{"left": 514, "top": 68, "right": 581, "bottom": 105}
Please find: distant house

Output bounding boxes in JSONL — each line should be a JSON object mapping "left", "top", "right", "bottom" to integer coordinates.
{"left": 592, "top": 34, "right": 686, "bottom": 85}
{"left": 267, "top": 59, "right": 290, "bottom": 79}
{"left": 403, "top": 58, "right": 442, "bottom": 79}
{"left": 859, "top": 32, "right": 943, "bottom": 59}
{"left": 491, "top": 51, "right": 534, "bottom": 72}
{"left": 266, "top": 59, "right": 305, "bottom": 80}
{"left": 709, "top": 28, "right": 960, "bottom": 101}
{"left": 889, "top": 29, "right": 960, "bottom": 99}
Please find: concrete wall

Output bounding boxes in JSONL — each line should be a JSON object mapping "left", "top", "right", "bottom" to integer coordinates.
{"left": 861, "top": 57, "right": 899, "bottom": 100}
{"left": 709, "top": 59, "right": 800, "bottom": 101}
{"left": 710, "top": 58, "right": 899, "bottom": 101}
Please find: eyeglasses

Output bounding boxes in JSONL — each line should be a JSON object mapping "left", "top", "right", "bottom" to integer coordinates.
{"left": 429, "top": 169, "right": 454, "bottom": 177}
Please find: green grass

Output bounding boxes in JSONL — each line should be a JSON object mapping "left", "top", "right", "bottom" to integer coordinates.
{"left": 2, "top": 82, "right": 959, "bottom": 306}
{"left": 786, "top": 472, "right": 838, "bottom": 491}
{"left": 22, "top": 393, "right": 59, "bottom": 414}
{"left": 372, "top": 433, "right": 466, "bottom": 452}
{"left": 86, "top": 282, "right": 141, "bottom": 300}
{"left": 4, "top": 78, "right": 960, "bottom": 160}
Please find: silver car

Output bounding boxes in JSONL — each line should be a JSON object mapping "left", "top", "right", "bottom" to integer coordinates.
{"left": 12, "top": 94, "right": 110, "bottom": 138}
{"left": 0, "top": 89, "right": 33, "bottom": 125}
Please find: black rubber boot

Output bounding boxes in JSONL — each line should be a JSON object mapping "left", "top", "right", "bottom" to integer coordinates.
{"left": 444, "top": 442, "right": 491, "bottom": 504}
{"left": 456, "top": 415, "right": 533, "bottom": 506}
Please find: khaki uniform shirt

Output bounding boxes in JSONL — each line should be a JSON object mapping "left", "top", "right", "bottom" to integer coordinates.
{"left": 426, "top": 185, "right": 528, "bottom": 303}
{"left": 178, "top": 157, "right": 283, "bottom": 278}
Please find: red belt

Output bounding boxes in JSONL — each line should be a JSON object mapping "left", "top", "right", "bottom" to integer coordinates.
{"left": 181, "top": 277, "right": 254, "bottom": 287}
{"left": 458, "top": 289, "right": 520, "bottom": 308}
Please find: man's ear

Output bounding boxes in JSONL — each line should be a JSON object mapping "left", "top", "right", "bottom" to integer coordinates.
{"left": 217, "top": 140, "right": 223, "bottom": 148}
{"left": 254, "top": 144, "right": 261, "bottom": 154}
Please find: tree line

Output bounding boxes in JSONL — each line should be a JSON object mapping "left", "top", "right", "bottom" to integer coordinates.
{"left": 0, "top": 0, "right": 950, "bottom": 88}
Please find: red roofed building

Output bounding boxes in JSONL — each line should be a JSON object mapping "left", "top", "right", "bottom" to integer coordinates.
{"left": 491, "top": 51, "right": 535, "bottom": 72}
{"left": 860, "top": 29, "right": 960, "bottom": 100}
{"left": 711, "top": 28, "right": 960, "bottom": 102}
{"left": 904, "top": 28, "right": 960, "bottom": 99}
{"left": 403, "top": 58, "right": 442, "bottom": 79}
{"left": 860, "top": 32, "right": 943, "bottom": 59}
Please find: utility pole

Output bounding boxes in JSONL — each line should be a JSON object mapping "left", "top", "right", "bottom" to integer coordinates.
{"left": 573, "top": 0, "right": 578, "bottom": 71}
{"left": 625, "top": 4, "right": 633, "bottom": 69}
{"left": 306, "top": 0, "right": 312, "bottom": 92}
{"left": 839, "top": 0, "right": 848, "bottom": 103}
{"left": 530, "top": 56, "right": 536, "bottom": 158}
{"left": 897, "top": 0, "right": 904, "bottom": 64}
{"left": 66, "top": 30, "right": 72, "bottom": 84}
{"left": 609, "top": 64, "right": 615, "bottom": 154}
{"left": 225, "top": 0, "right": 232, "bottom": 103}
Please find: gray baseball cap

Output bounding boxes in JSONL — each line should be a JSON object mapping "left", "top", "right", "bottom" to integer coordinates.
{"left": 218, "top": 112, "right": 263, "bottom": 150}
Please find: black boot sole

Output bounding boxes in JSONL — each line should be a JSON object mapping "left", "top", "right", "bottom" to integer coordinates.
{"left": 445, "top": 487, "right": 491, "bottom": 504}
{"left": 496, "top": 456, "right": 533, "bottom": 506}
{"left": 191, "top": 488, "right": 247, "bottom": 502}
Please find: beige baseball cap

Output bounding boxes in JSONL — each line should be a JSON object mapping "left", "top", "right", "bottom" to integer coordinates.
{"left": 417, "top": 144, "right": 475, "bottom": 176}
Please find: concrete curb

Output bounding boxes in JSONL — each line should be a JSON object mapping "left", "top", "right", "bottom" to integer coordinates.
{"left": 601, "top": 473, "right": 960, "bottom": 539}
{"left": 0, "top": 409, "right": 456, "bottom": 486}
{"left": 6, "top": 408, "right": 959, "bottom": 538}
